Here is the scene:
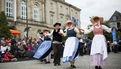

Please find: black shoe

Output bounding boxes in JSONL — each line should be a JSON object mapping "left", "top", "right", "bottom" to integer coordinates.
{"left": 95, "top": 66, "right": 98, "bottom": 69}
{"left": 58, "top": 63, "right": 61, "bottom": 66}
{"left": 71, "top": 65, "right": 76, "bottom": 68}
{"left": 45, "top": 61, "right": 50, "bottom": 64}
{"left": 98, "top": 66, "right": 102, "bottom": 69}
{"left": 54, "top": 63, "right": 57, "bottom": 66}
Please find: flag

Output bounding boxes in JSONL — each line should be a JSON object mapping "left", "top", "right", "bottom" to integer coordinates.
{"left": 71, "top": 17, "right": 78, "bottom": 27}
{"left": 110, "top": 23, "right": 117, "bottom": 43}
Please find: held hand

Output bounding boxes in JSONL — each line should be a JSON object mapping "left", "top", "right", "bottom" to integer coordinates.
{"left": 58, "top": 32, "right": 63, "bottom": 35}
{"left": 112, "top": 26, "right": 118, "bottom": 30}
{"left": 78, "top": 28, "right": 84, "bottom": 31}
{"left": 64, "top": 24, "right": 67, "bottom": 27}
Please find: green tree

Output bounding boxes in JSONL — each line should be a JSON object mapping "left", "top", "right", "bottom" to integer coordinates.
{"left": 0, "top": 11, "right": 11, "bottom": 38}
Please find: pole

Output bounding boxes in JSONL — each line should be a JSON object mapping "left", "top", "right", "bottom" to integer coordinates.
{"left": 14, "top": 0, "right": 16, "bottom": 26}
{"left": 26, "top": 0, "right": 28, "bottom": 39}
{"left": 44, "top": 0, "right": 46, "bottom": 24}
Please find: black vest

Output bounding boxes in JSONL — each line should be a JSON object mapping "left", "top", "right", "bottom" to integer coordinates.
{"left": 53, "top": 29, "right": 62, "bottom": 42}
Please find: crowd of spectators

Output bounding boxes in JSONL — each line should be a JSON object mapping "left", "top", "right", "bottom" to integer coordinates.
{"left": 0, "top": 37, "right": 42, "bottom": 63}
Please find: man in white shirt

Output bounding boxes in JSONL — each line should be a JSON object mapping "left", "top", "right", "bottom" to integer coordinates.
{"left": 50, "top": 23, "right": 64, "bottom": 66}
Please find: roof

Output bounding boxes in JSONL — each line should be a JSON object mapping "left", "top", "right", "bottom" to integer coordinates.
{"left": 108, "top": 11, "right": 121, "bottom": 22}
{"left": 52, "top": 0, "right": 81, "bottom": 11}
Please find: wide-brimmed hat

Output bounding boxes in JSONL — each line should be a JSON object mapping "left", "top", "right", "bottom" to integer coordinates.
{"left": 90, "top": 16, "right": 103, "bottom": 24}
{"left": 53, "top": 23, "right": 61, "bottom": 27}
{"left": 65, "top": 20, "right": 75, "bottom": 25}
{"left": 43, "top": 29, "right": 50, "bottom": 32}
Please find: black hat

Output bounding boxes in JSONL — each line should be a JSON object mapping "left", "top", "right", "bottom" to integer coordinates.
{"left": 53, "top": 23, "right": 61, "bottom": 27}
{"left": 40, "top": 32, "right": 43, "bottom": 34}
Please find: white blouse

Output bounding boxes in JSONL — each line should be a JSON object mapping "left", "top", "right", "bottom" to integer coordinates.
{"left": 84, "top": 25, "right": 112, "bottom": 34}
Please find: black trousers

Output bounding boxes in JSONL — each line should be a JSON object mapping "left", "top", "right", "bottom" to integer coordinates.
{"left": 52, "top": 43, "right": 62, "bottom": 64}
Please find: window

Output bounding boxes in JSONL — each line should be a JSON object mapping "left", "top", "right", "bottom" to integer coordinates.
{"left": 60, "top": 16, "right": 63, "bottom": 25}
{"left": 66, "top": 17, "right": 68, "bottom": 21}
{"left": 50, "top": 15, "right": 54, "bottom": 24}
{"left": 66, "top": 8, "right": 68, "bottom": 14}
{"left": 113, "top": 16, "right": 117, "bottom": 21}
{"left": 60, "top": 5, "right": 63, "bottom": 12}
{"left": 21, "top": 0, "right": 26, "bottom": 19}
{"left": 50, "top": 3, "right": 53, "bottom": 9}
{"left": 5, "top": 0, "right": 13, "bottom": 16}
{"left": 34, "top": 4, "right": 39, "bottom": 21}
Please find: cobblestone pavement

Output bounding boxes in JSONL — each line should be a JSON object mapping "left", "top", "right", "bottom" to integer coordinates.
{"left": 0, "top": 52, "right": 121, "bottom": 69}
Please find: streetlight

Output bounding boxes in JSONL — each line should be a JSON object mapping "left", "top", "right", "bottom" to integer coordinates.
{"left": 14, "top": 0, "right": 16, "bottom": 26}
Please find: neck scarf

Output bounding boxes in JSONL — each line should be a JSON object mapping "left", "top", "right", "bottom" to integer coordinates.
{"left": 94, "top": 21, "right": 100, "bottom": 27}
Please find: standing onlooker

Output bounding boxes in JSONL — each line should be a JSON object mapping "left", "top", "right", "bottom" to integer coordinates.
{"left": 113, "top": 40, "right": 118, "bottom": 53}
{"left": 87, "top": 37, "right": 92, "bottom": 55}
{"left": 107, "top": 41, "right": 111, "bottom": 53}
{"left": 79, "top": 39, "right": 84, "bottom": 56}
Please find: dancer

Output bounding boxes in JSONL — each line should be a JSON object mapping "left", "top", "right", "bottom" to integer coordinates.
{"left": 62, "top": 20, "right": 81, "bottom": 68}
{"left": 33, "top": 29, "right": 52, "bottom": 63}
{"left": 36, "top": 32, "right": 44, "bottom": 50}
{"left": 49, "top": 23, "right": 63, "bottom": 66}
{"left": 82, "top": 16, "right": 113, "bottom": 69}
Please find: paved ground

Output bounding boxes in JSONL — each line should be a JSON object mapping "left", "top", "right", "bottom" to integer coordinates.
{"left": 0, "top": 52, "right": 121, "bottom": 69}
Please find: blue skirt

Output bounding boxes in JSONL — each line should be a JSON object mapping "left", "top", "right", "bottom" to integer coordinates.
{"left": 33, "top": 41, "right": 52, "bottom": 59}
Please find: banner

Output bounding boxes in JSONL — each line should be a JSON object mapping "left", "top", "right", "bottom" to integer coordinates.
{"left": 71, "top": 17, "right": 78, "bottom": 27}
{"left": 110, "top": 23, "right": 117, "bottom": 43}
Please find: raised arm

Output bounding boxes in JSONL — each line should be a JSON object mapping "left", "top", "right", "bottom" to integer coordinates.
{"left": 83, "top": 27, "right": 93, "bottom": 34}
{"left": 74, "top": 27, "right": 81, "bottom": 38}
{"left": 102, "top": 25, "right": 112, "bottom": 33}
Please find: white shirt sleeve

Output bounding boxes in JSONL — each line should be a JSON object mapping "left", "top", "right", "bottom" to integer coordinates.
{"left": 74, "top": 28, "right": 81, "bottom": 38}
{"left": 60, "top": 29, "right": 64, "bottom": 33}
{"left": 59, "top": 29, "right": 66, "bottom": 36}
{"left": 102, "top": 25, "right": 111, "bottom": 33}
{"left": 74, "top": 28, "right": 80, "bottom": 34}
{"left": 84, "top": 27, "right": 93, "bottom": 34}
{"left": 47, "top": 30, "right": 54, "bottom": 37}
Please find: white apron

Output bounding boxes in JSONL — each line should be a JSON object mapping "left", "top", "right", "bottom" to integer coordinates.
{"left": 91, "top": 35, "right": 108, "bottom": 60}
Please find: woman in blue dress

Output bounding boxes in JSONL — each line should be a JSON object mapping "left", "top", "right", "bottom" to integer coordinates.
{"left": 62, "top": 20, "right": 81, "bottom": 68}
{"left": 33, "top": 30, "right": 52, "bottom": 63}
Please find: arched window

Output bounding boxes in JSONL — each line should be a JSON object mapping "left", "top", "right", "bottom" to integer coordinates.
{"left": 5, "top": 0, "right": 13, "bottom": 16}
{"left": 34, "top": 4, "right": 39, "bottom": 21}
{"left": 21, "top": 0, "right": 26, "bottom": 19}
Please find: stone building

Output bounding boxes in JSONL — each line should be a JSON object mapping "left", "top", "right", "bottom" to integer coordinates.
{"left": 0, "top": 0, "right": 81, "bottom": 38}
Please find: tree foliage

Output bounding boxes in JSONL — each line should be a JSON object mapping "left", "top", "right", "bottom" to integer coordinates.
{"left": 0, "top": 11, "right": 11, "bottom": 38}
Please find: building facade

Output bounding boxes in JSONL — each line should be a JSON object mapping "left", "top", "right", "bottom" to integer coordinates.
{"left": 108, "top": 11, "right": 121, "bottom": 40}
{"left": 0, "top": 0, "right": 81, "bottom": 38}
{"left": 108, "top": 11, "right": 121, "bottom": 27}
